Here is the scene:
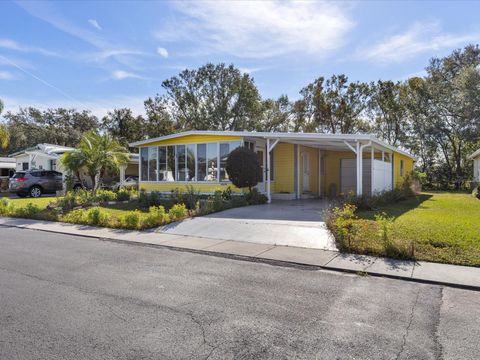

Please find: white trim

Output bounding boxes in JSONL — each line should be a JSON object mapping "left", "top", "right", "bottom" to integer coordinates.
{"left": 344, "top": 141, "right": 357, "bottom": 154}
{"left": 129, "top": 130, "right": 416, "bottom": 160}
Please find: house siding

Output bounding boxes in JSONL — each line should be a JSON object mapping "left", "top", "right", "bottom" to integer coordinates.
{"left": 140, "top": 134, "right": 242, "bottom": 147}
{"left": 273, "top": 143, "right": 294, "bottom": 193}
{"left": 393, "top": 152, "right": 414, "bottom": 188}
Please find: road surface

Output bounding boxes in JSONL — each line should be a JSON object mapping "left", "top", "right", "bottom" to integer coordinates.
{"left": 1, "top": 226, "right": 479, "bottom": 359}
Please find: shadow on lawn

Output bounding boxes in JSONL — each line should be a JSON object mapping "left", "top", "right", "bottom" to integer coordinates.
{"left": 357, "top": 193, "right": 433, "bottom": 220}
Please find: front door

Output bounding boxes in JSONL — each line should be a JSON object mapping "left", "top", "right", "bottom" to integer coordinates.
{"left": 256, "top": 149, "right": 265, "bottom": 193}
{"left": 302, "top": 152, "right": 310, "bottom": 192}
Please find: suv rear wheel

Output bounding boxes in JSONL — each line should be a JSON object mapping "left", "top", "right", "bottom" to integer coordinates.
{"left": 29, "top": 185, "right": 43, "bottom": 198}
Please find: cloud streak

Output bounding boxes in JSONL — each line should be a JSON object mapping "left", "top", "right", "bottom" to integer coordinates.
{"left": 155, "top": 0, "right": 354, "bottom": 58}
{"left": 358, "top": 21, "right": 480, "bottom": 63}
{"left": 88, "top": 19, "right": 102, "bottom": 31}
{"left": 0, "top": 38, "right": 60, "bottom": 57}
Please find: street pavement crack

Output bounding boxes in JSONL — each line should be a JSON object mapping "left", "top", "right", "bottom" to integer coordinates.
{"left": 395, "top": 289, "right": 421, "bottom": 360}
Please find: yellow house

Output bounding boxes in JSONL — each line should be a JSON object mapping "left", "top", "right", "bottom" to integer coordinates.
{"left": 129, "top": 131, "right": 415, "bottom": 202}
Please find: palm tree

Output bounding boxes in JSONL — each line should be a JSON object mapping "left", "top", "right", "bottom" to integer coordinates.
{"left": 61, "top": 131, "right": 129, "bottom": 191}
{"left": 0, "top": 99, "right": 9, "bottom": 151}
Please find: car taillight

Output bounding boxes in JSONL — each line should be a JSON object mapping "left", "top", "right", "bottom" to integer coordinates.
{"left": 16, "top": 177, "right": 27, "bottom": 182}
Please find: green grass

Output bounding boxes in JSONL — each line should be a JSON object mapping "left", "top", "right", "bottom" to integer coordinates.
{"left": 353, "top": 192, "right": 480, "bottom": 266}
{"left": 6, "top": 196, "right": 149, "bottom": 218}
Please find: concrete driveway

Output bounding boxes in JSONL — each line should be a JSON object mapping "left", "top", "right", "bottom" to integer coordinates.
{"left": 158, "top": 200, "right": 337, "bottom": 250}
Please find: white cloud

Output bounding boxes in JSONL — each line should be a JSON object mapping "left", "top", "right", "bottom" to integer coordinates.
{"left": 88, "top": 19, "right": 102, "bottom": 31}
{"left": 359, "top": 21, "right": 480, "bottom": 63}
{"left": 0, "top": 38, "right": 60, "bottom": 57}
{"left": 0, "top": 71, "right": 14, "bottom": 80}
{"left": 111, "top": 70, "right": 142, "bottom": 80}
{"left": 155, "top": 1, "right": 354, "bottom": 58}
{"left": 238, "top": 67, "right": 262, "bottom": 74}
{"left": 156, "top": 47, "right": 169, "bottom": 58}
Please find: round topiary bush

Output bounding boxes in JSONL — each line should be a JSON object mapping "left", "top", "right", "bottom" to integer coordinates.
{"left": 226, "top": 147, "right": 262, "bottom": 191}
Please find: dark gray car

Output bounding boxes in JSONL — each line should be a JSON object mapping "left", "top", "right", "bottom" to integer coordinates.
{"left": 9, "top": 170, "right": 63, "bottom": 198}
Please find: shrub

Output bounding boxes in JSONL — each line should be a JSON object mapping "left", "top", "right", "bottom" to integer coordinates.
{"left": 0, "top": 198, "right": 11, "bottom": 215}
{"left": 121, "top": 210, "right": 141, "bottom": 230}
{"left": 171, "top": 185, "right": 200, "bottom": 210}
{"left": 85, "top": 207, "right": 109, "bottom": 226}
{"left": 62, "top": 209, "right": 86, "bottom": 224}
{"left": 472, "top": 184, "right": 480, "bottom": 200}
{"left": 95, "top": 189, "right": 117, "bottom": 202}
{"left": 139, "top": 190, "right": 164, "bottom": 207}
{"left": 206, "top": 190, "right": 227, "bottom": 213}
{"left": 168, "top": 203, "right": 188, "bottom": 221}
{"left": 325, "top": 204, "right": 358, "bottom": 250}
{"left": 142, "top": 206, "right": 170, "bottom": 228}
{"left": 116, "top": 188, "right": 131, "bottom": 202}
{"left": 226, "top": 147, "right": 262, "bottom": 191}
{"left": 14, "top": 203, "right": 41, "bottom": 218}
{"left": 244, "top": 188, "right": 268, "bottom": 205}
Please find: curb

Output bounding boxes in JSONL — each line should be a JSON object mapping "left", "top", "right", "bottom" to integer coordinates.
{"left": 2, "top": 222, "right": 480, "bottom": 292}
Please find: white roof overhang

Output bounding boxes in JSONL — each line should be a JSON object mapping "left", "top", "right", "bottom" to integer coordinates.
{"left": 129, "top": 130, "right": 416, "bottom": 160}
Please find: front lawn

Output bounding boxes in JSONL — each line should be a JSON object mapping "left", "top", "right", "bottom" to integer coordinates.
{"left": 332, "top": 192, "right": 480, "bottom": 266}
{"left": 0, "top": 188, "right": 267, "bottom": 230}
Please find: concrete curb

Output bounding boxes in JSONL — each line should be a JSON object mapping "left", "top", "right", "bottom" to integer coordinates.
{"left": 1, "top": 217, "right": 480, "bottom": 292}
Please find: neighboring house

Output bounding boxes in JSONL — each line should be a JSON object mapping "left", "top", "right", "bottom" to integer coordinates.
{"left": 0, "top": 157, "right": 15, "bottom": 191}
{"left": 129, "top": 131, "right": 415, "bottom": 202}
{"left": 469, "top": 149, "right": 480, "bottom": 184}
{"left": 10, "top": 143, "right": 138, "bottom": 187}
{"left": 0, "top": 156, "right": 15, "bottom": 177}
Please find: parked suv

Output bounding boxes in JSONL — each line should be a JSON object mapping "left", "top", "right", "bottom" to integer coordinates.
{"left": 9, "top": 170, "right": 63, "bottom": 198}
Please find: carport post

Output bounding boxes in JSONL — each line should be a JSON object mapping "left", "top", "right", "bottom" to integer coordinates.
{"left": 371, "top": 145, "right": 375, "bottom": 195}
{"left": 356, "top": 141, "right": 362, "bottom": 196}
{"left": 266, "top": 138, "right": 271, "bottom": 203}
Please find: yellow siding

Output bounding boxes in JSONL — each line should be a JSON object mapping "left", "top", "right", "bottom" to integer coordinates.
{"left": 393, "top": 152, "right": 414, "bottom": 188}
{"left": 139, "top": 134, "right": 241, "bottom": 147}
{"left": 323, "top": 151, "right": 355, "bottom": 196}
{"left": 273, "top": 143, "right": 294, "bottom": 193}
{"left": 140, "top": 182, "right": 244, "bottom": 193}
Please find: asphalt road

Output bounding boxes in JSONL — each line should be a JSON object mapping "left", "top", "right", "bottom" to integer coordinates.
{"left": 0, "top": 227, "right": 479, "bottom": 360}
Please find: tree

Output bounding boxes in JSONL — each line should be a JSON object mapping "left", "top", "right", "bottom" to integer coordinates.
{"left": 3, "top": 107, "right": 99, "bottom": 154}
{"left": 61, "top": 131, "right": 129, "bottom": 191}
{"left": 0, "top": 99, "right": 10, "bottom": 151}
{"left": 225, "top": 147, "right": 262, "bottom": 191}
{"left": 298, "top": 74, "right": 371, "bottom": 133}
{"left": 368, "top": 80, "right": 409, "bottom": 146}
{"left": 257, "top": 95, "right": 291, "bottom": 132}
{"left": 143, "top": 96, "right": 176, "bottom": 137}
{"left": 161, "top": 63, "right": 262, "bottom": 131}
{"left": 101, "top": 108, "right": 146, "bottom": 147}
{"left": 419, "top": 45, "right": 480, "bottom": 188}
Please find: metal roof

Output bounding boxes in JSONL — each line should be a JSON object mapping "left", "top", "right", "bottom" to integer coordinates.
{"left": 129, "top": 130, "right": 416, "bottom": 160}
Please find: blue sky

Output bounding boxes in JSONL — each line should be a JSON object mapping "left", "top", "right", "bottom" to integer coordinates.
{"left": 1, "top": 0, "right": 479, "bottom": 117}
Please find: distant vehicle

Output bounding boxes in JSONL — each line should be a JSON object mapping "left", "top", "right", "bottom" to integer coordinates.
{"left": 9, "top": 170, "right": 64, "bottom": 198}
{"left": 110, "top": 176, "right": 139, "bottom": 191}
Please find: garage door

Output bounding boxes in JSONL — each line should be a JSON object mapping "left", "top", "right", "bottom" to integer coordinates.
{"left": 340, "top": 159, "right": 372, "bottom": 195}
{"left": 340, "top": 159, "right": 356, "bottom": 194}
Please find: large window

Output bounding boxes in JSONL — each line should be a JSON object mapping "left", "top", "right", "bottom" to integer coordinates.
{"left": 140, "top": 147, "right": 148, "bottom": 181}
{"left": 148, "top": 147, "right": 158, "bottom": 181}
{"left": 140, "top": 140, "right": 243, "bottom": 183}
{"left": 158, "top": 147, "right": 167, "bottom": 181}
{"left": 140, "top": 147, "right": 158, "bottom": 181}
{"left": 186, "top": 144, "right": 196, "bottom": 181}
{"left": 176, "top": 145, "right": 186, "bottom": 181}
{"left": 197, "top": 144, "right": 207, "bottom": 181}
{"left": 269, "top": 149, "right": 274, "bottom": 181}
{"left": 167, "top": 145, "right": 175, "bottom": 181}
{"left": 207, "top": 143, "right": 218, "bottom": 181}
